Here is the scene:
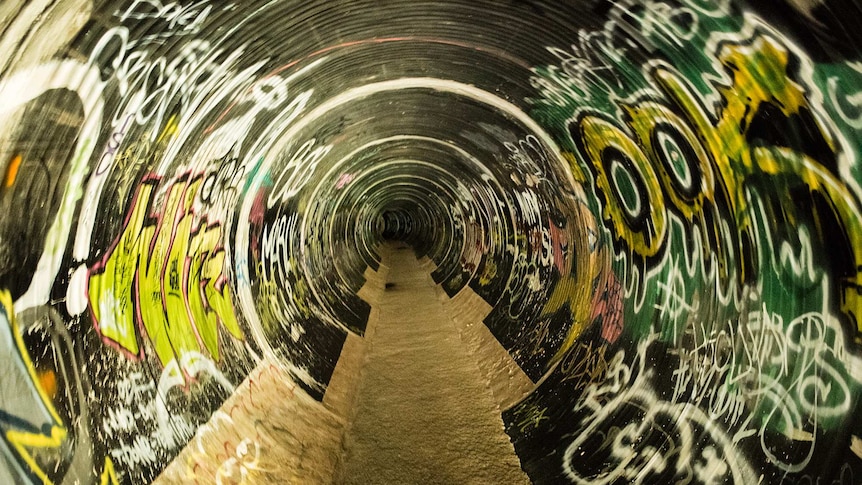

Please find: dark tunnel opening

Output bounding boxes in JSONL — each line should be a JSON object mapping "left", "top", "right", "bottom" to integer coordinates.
{"left": 3, "top": 0, "right": 862, "bottom": 484}
{"left": 380, "top": 210, "right": 415, "bottom": 242}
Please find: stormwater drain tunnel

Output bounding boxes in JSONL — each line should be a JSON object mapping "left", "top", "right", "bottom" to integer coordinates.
{"left": 2, "top": 0, "right": 862, "bottom": 483}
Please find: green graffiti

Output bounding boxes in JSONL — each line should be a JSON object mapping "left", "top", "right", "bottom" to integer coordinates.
{"left": 525, "top": 1, "right": 862, "bottom": 458}
{"left": 88, "top": 175, "right": 243, "bottom": 371}
{"left": 569, "top": 31, "right": 862, "bottom": 336}
{"left": 655, "top": 37, "right": 862, "bottom": 333}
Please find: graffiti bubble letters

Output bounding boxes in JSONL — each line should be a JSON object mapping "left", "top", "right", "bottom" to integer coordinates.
{"left": 573, "top": 33, "right": 862, "bottom": 334}
{"left": 88, "top": 174, "right": 243, "bottom": 373}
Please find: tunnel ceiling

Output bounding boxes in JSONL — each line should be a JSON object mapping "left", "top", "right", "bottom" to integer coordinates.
{"left": 3, "top": 0, "right": 862, "bottom": 483}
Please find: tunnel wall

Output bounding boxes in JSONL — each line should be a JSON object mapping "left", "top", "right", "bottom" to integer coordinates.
{"left": 3, "top": 0, "right": 862, "bottom": 484}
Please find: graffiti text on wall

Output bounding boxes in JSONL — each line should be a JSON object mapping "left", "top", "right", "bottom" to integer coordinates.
{"left": 513, "top": 1, "right": 862, "bottom": 483}
{"left": 88, "top": 174, "right": 243, "bottom": 377}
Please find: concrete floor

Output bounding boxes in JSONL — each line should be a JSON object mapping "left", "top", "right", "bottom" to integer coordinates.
{"left": 335, "top": 244, "right": 529, "bottom": 484}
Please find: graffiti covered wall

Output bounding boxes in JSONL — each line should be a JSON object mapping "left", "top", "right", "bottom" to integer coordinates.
{"left": 2, "top": 0, "right": 862, "bottom": 483}
{"left": 502, "top": 3, "right": 862, "bottom": 483}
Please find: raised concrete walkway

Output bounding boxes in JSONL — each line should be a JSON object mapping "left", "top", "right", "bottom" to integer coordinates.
{"left": 335, "top": 243, "right": 529, "bottom": 484}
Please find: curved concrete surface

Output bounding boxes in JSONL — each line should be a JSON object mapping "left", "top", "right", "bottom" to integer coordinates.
{"left": 2, "top": 0, "right": 862, "bottom": 483}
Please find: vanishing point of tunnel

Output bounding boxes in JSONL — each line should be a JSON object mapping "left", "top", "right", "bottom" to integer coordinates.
{"left": 3, "top": 0, "right": 862, "bottom": 483}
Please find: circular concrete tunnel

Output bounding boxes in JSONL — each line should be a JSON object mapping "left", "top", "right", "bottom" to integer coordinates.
{"left": 2, "top": 0, "right": 862, "bottom": 483}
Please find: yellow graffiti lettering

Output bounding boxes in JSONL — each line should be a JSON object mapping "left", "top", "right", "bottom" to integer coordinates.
{"left": 159, "top": 179, "right": 201, "bottom": 366}
{"left": 573, "top": 32, "right": 862, "bottom": 336}
{"left": 6, "top": 426, "right": 67, "bottom": 485}
{"left": 541, "top": 203, "right": 602, "bottom": 366}
{"left": 88, "top": 175, "right": 243, "bottom": 373}
{"left": 577, "top": 115, "right": 668, "bottom": 258}
{"left": 478, "top": 259, "right": 497, "bottom": 286}
{"left": 655, "top": 35, "right": 862, "bottom": 334}
{"left": 100, "top": 457, "right": 119, "bottom": 485}
{"left": 653, "top": 37, "right": 810, "bottom": 224}
{"left": 542, "top": 271, "right": 593, "bottom": 364}
{"left": 0, "top": 290, "right": 68, "bottom": 485}
{"left": 88, "top": 183, "right": 153, "bottom": 355}
{"left": 156, "top": 114, "right": 179, "bottom": 145}
{"left": 514, "top": 403, "right": 550, "bottom": 433}
{"left": 189, "top": 224, "right": 243, "bottom": 360}
{"left": 625, "top": 101, "right": 716, "bottom": 220}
